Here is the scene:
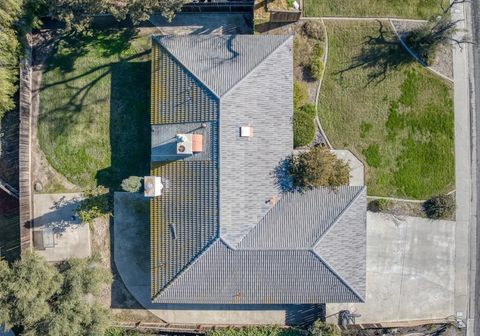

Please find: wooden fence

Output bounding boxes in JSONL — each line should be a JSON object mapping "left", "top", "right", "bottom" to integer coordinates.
{"left": 269, "top": 10, "right": 301, "bottom": 23}
{"left": 18, "top": 48, "right": 33, "bottom": 253}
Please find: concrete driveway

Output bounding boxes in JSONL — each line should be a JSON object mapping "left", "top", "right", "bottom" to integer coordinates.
{"left": 149, "top": 13, "right": 251, "bottom": 35}
{"left": 327, "top": 212, "right": 455, "bottom": 324}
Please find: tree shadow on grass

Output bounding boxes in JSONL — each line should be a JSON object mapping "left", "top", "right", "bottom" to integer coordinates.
{"left": 336, "top": 20, "right": 414, "bottom": 85}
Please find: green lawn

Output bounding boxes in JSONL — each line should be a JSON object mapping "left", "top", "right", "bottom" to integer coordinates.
{"left": 39, "top": 29, "right": 151, "bottom": 190}
{"left": 318, "top": 21, "right": 454, "bottom": 199}
{"left": 303, "top": 0, "right": 448, "bottom": 19}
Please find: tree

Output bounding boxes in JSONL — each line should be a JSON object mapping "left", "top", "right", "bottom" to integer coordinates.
{"left": 0, "top": 0, "right": 23, "bottom": 120}
{"left": 121, "top": 176, "right": 143, "bottom": 193}
{"left": 289, "top": 146, "right": 350, "bottom": 189}
{"left": 406, "top": 0, "right": 468, "bottom": 65}
{"left": 47, "top": 0, "right": 187, "bottom": 32}
{"left": 308, "top": 320, "right": 340, "bottom": 336}
{"left": 0, "top": 253, "right": 112, "bottom": 336}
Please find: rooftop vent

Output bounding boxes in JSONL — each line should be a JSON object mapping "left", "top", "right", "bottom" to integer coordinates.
{"left": 240, "top": 126, "right": 253, "bottom": 137}
{"left": 144, "top": 176, "right": 163, "bottom": 197}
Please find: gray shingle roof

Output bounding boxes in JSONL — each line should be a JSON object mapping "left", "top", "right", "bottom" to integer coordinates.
{"left": 150, "top": 35, "right": 367, "bottom": 305}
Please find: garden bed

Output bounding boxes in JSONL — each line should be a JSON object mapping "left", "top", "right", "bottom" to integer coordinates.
{"left": 318, "top": 21, "right": 454, "bottom": 199}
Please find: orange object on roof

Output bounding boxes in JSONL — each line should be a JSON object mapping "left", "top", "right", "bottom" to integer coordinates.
{"left": 192, "top": 134, "right": 203, "bottom": 152}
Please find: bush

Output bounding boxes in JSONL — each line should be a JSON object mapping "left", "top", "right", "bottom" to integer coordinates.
{"left": 294, "top": 35, "right": 312, "bottom": 68}
{"left": 423, "top": 194, "right": 455, "bottom": 219}
{"left": 308, "top": 43, "right": 324, "bottom": 81}
{"left": 303, "top": 20, "right": 325, "bottom": 41}
{"left": 121, "top": 176, "right": 143, "bottom": 192}
{"left": 309, "top": 320, "right": 341, "bottom": 336}
{"left": 290, "top": 146, "right": 350, "bottom": 188}
{"left": 367, "top": 198, "right": 392, "bottom": 212}
{"left": 77, "top": 187, "right": 111, "bottom": 229}
{"left": 294, "top": 81, "right": 309, "bottom": 109}
{"left": 299, "top": 103, "right": 317, "bottom": 117}
{"left": 207, "top": 326, "right": 302, "bottom": 336}
{"left": 293, "top": 110, "right": 316, "bottom": 148}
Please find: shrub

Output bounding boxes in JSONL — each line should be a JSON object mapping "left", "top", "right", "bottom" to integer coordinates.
{"left": 294, "top": 35, "right": 312, "bottom": 68}
{"left": 290, "top": 146, "right": 350, "bottom": 188}
{"left": 303, "top": 20, "right": 325, "bottom": 41}
{"left": 294, "top": 81, "right": 309, "bottom": 109}
{"left": 207, "top": 326, "right": 302, "bottom": 336}
{"left": 367, "top": 198, "right": 392, "bottom": 212}
{"left": 299, "top": 103, "right": 317, "bottom": 117}
{"left": 308, "top": 43, "right": 324, "bottom": 81}
{"left": 293, "top": 110, "right": 316, "bottom": 148}
{"left": 121, "top": 176, "right": 143, "bottom": 192}
{"left": 423, "top": 194, "right": 455, "bottom": 219}
{"left": 309, "top": 320, "right": 341, "bottom": 336}
{"left": 77, "top": 187, "right": 111, "bottom": 229}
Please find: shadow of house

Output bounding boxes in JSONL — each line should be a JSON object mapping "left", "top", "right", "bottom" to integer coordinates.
{"left": 95, "top": 60, "right": 151, "bottom": 190}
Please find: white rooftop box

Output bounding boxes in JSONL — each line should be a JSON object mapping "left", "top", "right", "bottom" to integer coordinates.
{"left": 176, "top": 134, "right": 193, "bottom": 155}
{"left": 240, "top": 126, "right": 253, "bottom": 137}
{"left": 144, "top": 176, "right": 163, "bottom": 197}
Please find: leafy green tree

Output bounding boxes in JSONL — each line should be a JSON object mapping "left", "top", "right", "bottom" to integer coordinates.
{"left": 47, "top": 0, "right": 187, "bottom": 32}
{"left": 0, "top": 0, "right": 23, "bottom": 120}
{"left": 290, "top": 146, "right": 350, "bottom": 189}
{"left": 0, "top": 253, "right": 112, "bottom": 336}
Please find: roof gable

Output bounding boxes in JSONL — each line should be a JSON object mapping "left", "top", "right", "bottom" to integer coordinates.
{"left": 154, "top": 35, "right": 291, "bottom": 97}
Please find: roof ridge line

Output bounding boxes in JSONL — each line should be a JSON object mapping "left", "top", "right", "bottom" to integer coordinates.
{"left": 220, "top": 35, "right": 294, "bottom": 99}
{"left": 311, "top": 186, "right": 366, "bottom": 249}
{"left": 311, "top": 250, "right": 365, "bottom": 302}
{"left": 153, "top": 35, "right": 220, "bottom": 99}
{"left": 152, "top": 237, "right": 220, "bottom": 302}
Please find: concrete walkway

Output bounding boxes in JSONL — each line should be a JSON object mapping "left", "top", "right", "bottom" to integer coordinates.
{"left": 327, "top": 212, "right": 455, "bottom": 324}
{"left": 450, "top": 0, "right": 473, "bottom": 331}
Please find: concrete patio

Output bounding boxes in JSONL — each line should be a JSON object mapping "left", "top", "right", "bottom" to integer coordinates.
{"left": 33, "top": 193, "right": 91, "bottom": 262}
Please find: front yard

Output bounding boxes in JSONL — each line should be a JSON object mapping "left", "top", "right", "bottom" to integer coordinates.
{"left": 318, "top": 21, "right": 454, "bottom": 199}
{"left": 303, "top": 0, "right": 448, "bottom": 19}
{"left": 39, "top": 29, "right": 152, "bottom": 190}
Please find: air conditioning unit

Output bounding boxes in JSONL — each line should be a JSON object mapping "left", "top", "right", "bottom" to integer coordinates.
{"left": 176, "top": 134, "right": 193, "bottom": 155}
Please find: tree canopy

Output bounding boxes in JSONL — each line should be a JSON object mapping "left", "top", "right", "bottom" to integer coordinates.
{"left": 0, "top": 253, "right": 112, "bottom": 336}
{"left": 289, "top": 146, "right": 350, "bottom": 189}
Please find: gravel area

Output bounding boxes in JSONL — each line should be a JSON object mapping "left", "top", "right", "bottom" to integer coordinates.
{"left": 391, "top": 19, "right": 453, "bottom": 80}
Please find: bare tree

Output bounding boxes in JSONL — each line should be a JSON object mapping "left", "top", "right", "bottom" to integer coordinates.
{"left": 406, "top": 0, "right": 470, "bottom": 65}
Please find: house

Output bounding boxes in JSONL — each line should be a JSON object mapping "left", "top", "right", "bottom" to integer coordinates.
{"left": 149, "top": 34, "right": 367, "bottom": 304}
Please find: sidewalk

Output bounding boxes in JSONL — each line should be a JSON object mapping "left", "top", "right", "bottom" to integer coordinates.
{"left": 451, "top": 0, "right": 472, "bottom": 331}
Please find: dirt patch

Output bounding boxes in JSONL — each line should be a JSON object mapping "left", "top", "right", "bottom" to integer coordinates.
{"left": 391, "top": 19, "right": 453, "bottom": 80}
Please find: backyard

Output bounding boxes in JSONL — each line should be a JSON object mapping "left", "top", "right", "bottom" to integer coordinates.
{"left": 303, "top": 0, "right": 449, "bottom": 19}
{"left": 318, "top": 21, "right": 454, "bottom": 199}
{"left": 38, "top": 28, "right": 152, "bottom": 190}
